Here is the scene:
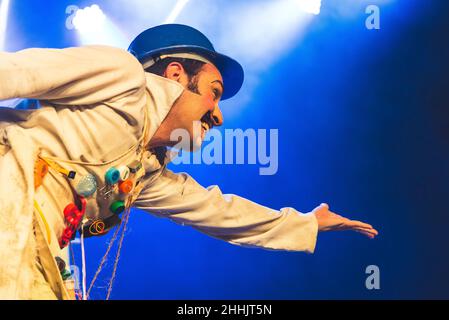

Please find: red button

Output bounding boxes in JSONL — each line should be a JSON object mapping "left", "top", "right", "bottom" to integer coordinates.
{"left": 118, "top": 179, "right": 133, "bottom": 194}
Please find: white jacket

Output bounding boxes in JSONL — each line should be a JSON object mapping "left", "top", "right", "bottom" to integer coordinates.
{"left": 0, "top": 45, "right": 318, "bottom": 299}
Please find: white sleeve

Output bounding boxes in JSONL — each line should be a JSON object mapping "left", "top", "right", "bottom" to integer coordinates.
{"left": 133, "top": 168, "right": 319, "bottom": 253}
{"left": 0, "top": 45, "right": 146, "bottom": 105}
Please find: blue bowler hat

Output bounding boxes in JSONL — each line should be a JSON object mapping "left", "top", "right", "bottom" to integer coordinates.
{"left": 128, "top": 24, "right": 244, "bottom": 100}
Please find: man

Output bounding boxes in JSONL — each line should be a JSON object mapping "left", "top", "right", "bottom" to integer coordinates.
{"left": 0, "top": 24, "right": 378, "bottom": 300}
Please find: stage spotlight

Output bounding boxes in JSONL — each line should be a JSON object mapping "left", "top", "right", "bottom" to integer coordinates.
{"left": 297, "top": 0, "right": 321, "bottom": 15}
{"left": 72, "top": 4, "right": 128, "bottom": 48}
{"left": 72, "top": 4, "right": 106, "bottom": 33}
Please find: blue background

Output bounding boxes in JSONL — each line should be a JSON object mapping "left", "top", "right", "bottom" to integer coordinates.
{"left": 3, "top": 0, "right": 448, "bottom": 299}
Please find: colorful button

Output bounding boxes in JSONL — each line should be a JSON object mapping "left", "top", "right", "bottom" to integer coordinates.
{"left": 75, "top": 173, "right": 97, "bottom": 197}
{"left": 118, "top": 166, "right": 130, "bottom": 181}
{"left": 61, "top": 269, "right": 72, "bottom": 280}
{"left": 127, "top": 160, "right": 142, "bottom": 174}
{"left": 105, "top": 167, "right": 120, "bottom": 184}
{"left": 118, "top": 179, "right": 133, "bottom": 194}
{"left": 109, "top": 200, "right": 125, "bottom": 215}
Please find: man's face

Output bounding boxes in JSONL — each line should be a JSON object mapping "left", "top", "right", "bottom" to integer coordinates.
{"left": 163, "top": 62, "right": 224, "bottom": 149}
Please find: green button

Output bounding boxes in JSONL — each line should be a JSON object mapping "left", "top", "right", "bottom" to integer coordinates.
{"left": 110, "top": 200, "right": 125, "bottom": 215}
{"left": 61, "top": 269, "right": 72, "bottom": 280}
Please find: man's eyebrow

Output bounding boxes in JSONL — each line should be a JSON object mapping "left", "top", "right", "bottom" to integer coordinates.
{"left": 211, "top": 80, "right": 224, "bottom": 92}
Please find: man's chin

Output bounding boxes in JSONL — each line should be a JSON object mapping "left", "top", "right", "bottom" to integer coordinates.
{"left": 173, "top": 137, "right": 203, "bottom": 153}
{"left": 169, "top": 122, "right": 204, "bottom": 152}
{"left": 190, "top": 136, "right": 204, "bottom": 152}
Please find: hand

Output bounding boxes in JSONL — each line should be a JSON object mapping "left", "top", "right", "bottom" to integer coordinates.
{"left": 312, "top": 203, "right": 378, "bottom": 239}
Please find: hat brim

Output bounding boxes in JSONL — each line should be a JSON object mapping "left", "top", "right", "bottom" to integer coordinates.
{"left": 136, "top": 45, "right": 244, "bottom": 100}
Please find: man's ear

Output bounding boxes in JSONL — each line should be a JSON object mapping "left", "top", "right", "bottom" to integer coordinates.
{"left": 164, "top": 62, "right": 185, "bottom": 82}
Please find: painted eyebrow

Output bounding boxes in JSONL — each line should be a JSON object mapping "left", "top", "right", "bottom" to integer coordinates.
{"left": 211, "top": 80, "right": 224, "bottom": 93}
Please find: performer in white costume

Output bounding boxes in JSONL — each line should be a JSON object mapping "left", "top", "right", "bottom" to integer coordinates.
{"left": 0, "top": 24, "right": 378, "bottom": 299}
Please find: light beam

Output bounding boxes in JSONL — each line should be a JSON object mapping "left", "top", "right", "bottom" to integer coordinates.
{"left": 0, "top": 0, "right": 10, "bottom": 50}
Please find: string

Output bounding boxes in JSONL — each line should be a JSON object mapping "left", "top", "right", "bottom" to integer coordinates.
{"left": 69, "top": 244, "right": 82, "bottom": 300}
{"left": 51, "top": 94, "right": 150, "bottom": 299}
{"left": 86, "top": 220, "right": 122, "bottom": 299}
{"left": 80, "top": 223, "right": 87, "bottom": 300}
{"left": 106, "top": 208, "right": 131, "bottom": 300}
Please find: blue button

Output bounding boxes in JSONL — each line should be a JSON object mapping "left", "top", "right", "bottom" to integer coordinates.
{"left": 105, "top": 167, "right": 120, "bottom": 184}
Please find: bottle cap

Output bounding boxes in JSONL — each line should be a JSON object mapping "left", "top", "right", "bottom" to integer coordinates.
{"left": 105, "top": 167, "right": 120, "bottom": 184}
{"left": 109, "top": 200, "right": 125, "bottom": 215}
{"left": 118, "top": 166, "right": 130, "bottom": 181}
{"left": 75, "top": 174, "right": 97, "bottom": 197}
{"left": 61, "top": 269, "right": 72, "bottom": 280}
{"left": 118, "top": 179, "right": 133, "bottom": 194}
{"left": 127, "top": 160, "right": 142, "bottom": 174}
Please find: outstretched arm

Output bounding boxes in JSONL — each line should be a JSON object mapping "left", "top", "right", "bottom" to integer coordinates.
{"left": 135, "top": 168, "right": 319, "bottom": 253}
{"left": 134, "top": 168, "right": 378, "bottom": 253}
{"left": 0, "top": 45, "right": 145, "bottom": 105}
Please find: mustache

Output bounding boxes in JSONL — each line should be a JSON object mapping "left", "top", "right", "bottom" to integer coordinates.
{"left": 200, "top": 111, "right": 214, "bottom": 129}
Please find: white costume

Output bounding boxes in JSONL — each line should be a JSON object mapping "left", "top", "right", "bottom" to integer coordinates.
{"left": 0, "top": 45, "right": 318, "bottom": 299}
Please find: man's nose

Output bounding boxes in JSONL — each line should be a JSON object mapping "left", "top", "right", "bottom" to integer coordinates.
{"left": 211, "top": 105, "right": 223, "bottom": 127}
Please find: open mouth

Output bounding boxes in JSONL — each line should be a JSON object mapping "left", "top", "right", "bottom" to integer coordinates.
{"left": 201, "top": 122, "right": 210, "bottom": 132}
{"left": 200, "top": 112, "right": 213, "bottom": 134}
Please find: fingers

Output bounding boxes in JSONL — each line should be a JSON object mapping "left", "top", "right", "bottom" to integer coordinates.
{"left": 346, "top": 219, "right": 375, "bottom": 230}
{"left": 353, "top": 226, "right": 378, "bottom": 236}
{"left": 355, "top": 229, "right": 376, "bottom": 239}
{"left": 340, "top": 218, "right": 379, "bottom": 238}
{"left": 349, "top": 224, "right": 379, "bottom": 239}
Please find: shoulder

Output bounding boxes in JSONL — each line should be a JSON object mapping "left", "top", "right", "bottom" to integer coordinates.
{"left": 86, "top": 45, "right": 144, "bottom": 71}
{"left": 82, "top": 45, "right": 146, "bottom": 86}
{"left": 82, "top": 45, "right": 138, "bottom": 62}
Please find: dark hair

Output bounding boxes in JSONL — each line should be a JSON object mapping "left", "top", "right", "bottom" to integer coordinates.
{"left": 145, "top": 57, "right": 206, "bottom": 81}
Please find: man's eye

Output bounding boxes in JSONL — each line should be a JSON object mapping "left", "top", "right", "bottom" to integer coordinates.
{"left": 213, "top": 89, "right": 220, "bottom": 100}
